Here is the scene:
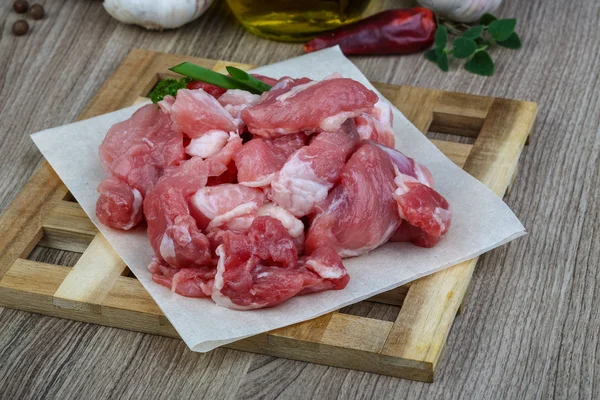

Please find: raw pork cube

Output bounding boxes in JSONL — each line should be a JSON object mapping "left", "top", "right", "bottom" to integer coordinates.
{"left": 375, "top": 143, "right": 434, "bottom": 187}
{"left": 190, "top": 184, "right": 266, "bottom": 232}
{"left": 306, "top": 141, "right": 400, "bottom": 257}
{"left": 149, "top": 257, "right": 216, "bottom": 298}
{"left": 144, "top": 157, "right": 212, "bottom": 269}
{"left": 355, "top": 100, "right": 396, "bottom": 148}
{"left": 242, "top": 75, "right": 378, "bottom": 137}
{"left": 167, "top": 89, "right": 239, "bottom": 137}
{"left": 99, "top": 104, "right": 184, "bottom": 191}
{"left": 234, "top": 133, "right": 306, "bottom": 187}
{"left": 204, "top": 132, "right": 243, "bottom": 177}
{"left": 377, "top": 142, "right": 451, "bottom": 247}
{"left": 269, "top": 119, "right": 359, "bottom": 217}
{"left": 218, "top": 89, "right": 261, "bottom": 127}
{"left": 96, "top": 104, "right": 184, "bottom": 230}
{"left": 96, "top": 177, "right": 143, "bottom": 230}
{"left": 185, "top": 130, "right": 230, "bottom": 159}
{"left": 190, "top": 185, "right": 305, "bottom": 250}
{"left": 390, "top": 173, "right": 451, "bottom": 248}
{"left": 211, "top": 216, "right": 348, "bottom": 310}
{"left": 185, "top": 80, "right": 228, "bottom": 98}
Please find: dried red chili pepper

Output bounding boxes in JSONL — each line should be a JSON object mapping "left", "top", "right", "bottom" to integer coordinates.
{"left": 304, "top": 8, "right": 436, "bottom": 56}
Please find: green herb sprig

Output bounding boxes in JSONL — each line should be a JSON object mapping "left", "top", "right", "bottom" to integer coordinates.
{"left": 170, "top": 62, "right": 250, "bottom": 91}
{"left": 149, "top": 63, "right": 273, "bottom": 103}
{"left": 425, "top": 13, "right": 522, "bottom": 76}
{"left": 149, "top": 77, "right": 191, "bottom": 103}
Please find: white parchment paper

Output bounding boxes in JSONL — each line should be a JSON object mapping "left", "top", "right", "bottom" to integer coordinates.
{"left": 32, "top": 47, "right": 525, "bottom": 352}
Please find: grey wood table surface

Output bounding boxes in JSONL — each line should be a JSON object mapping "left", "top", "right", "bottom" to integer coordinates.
{"left": 1, "top": 0, "right": 599, "bottom": 399}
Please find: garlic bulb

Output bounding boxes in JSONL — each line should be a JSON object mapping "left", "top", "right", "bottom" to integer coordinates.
{"left": 417, "top": 0, "right": 502, "bottom": 23}
{"left": 103, "top": 0, "right": 213, "bottom": 30}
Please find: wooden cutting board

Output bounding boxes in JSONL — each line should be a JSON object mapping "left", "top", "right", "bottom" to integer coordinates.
{"left": 0, "top": 49, "right": 537, "bottom": 382}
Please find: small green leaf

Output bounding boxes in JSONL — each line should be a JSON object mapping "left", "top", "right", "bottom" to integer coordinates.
{"left": 149, "top": 77, "right": 191, "bottom": 103}
{"left": 480, "top": 13, "right": 497, "bottom": 26}
{"left": 453, "top": 37, "right": 478, "bottom": 59}
{"left": 425, "top": 49, "right": 438, "bottom": 63}
{"left": 497, "top": 32, "right": 522, "bottom": 49}
{"left": 435, "top": 26, "right": 448, "bottom": 49}
{"left": 475, "top": 37, "right": 486, "bottom": 46}
{"left": 464, "top": 51, "right": 495, "bottom": 76}
{"left": 226, "top": 66, "right": 272, "bottom": 93}
{"left": 488, "top": 18, "right": 517, "bottom": 41}
{"left": 437, "top": 52, "right": 449, "bottom": 72}
{"left": 463, "top": 25, "right": 483, "bottom": 39}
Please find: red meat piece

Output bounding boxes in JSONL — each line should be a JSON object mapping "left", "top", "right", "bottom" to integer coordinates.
{"left": 143, "top": 157, "right": 212, "bottom": 269}
{"left": 306, "top": 141, "right": 401, "bottom": 257}
{"left": 234, "top": 133, "right": 307, "bottom": 187}
{"left": 203, "top": 133, "right": 243, "bottom": 177}
{"left": 355, "top": 100, "right": 396, "bottom": 148}
{"left": 149, "top": 257, "right": 216, "bottom": 298}
{"left": 211, "top": 216, "right": 348, "bottom": 310}
{"left": 186, "top": 80, "right": 228, "bottom": 98}
{"left": 190, "top": 184, "right": 266, "bottom": 231}
{"left": 269, "top": 119, "right": 359, "bottom": 217}
{"left": 167, "top": 89, "right": 238, "bottom": 137}
{"left": 392, "top": 177, "right": 451, "bottom": 247}
{"left": 207, "top": 162, "right": 238, "bottom": 186}
{"left": 97, "top": 104, "right": 184, "bottom": 230}
{"left": 242, "top": 75, "right": 378, "bottom": 137}
{"left": 96, "top": 177, "right": 143, "bottom": 230}
{"left": 218, "top": 89, "right": 261, "bottom": 128}
{"left": 375, "top": 142, "right": 434, "bottom": 187}
{"left": 378, "top": 142, "right": 451, "bottom": 247}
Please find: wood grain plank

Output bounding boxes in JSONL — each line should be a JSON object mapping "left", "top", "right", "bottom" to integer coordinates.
{"left": 0, "top": 258, "right": 175, "bottom": 337}
{"left": 0, "top": 162, "right": 68, "bottom": 280}
{"left": 463, "top": 98, "right": 538, "bottom": 196}
{"left": 39, "top": 200, "right": 98, "bottom": 252}
{"left": 367, "top": 284, "right": 410, "bottom": 307}
{"left": 233, "top": 329, "right": 433, "bottom": 382}
{"left": 429, "top": 92, "right": 494, "bottom": 137}
{"left": 269, "top": 314, "right": 334, "bottom": 345}
{"left": 320, "top": 313, "right": 393, "bottom": 353}
{"left": 53, "top": 234, "right": 127, "bottom": 313}
{"left": 380, "top": 259, "right": 478, "bottom": 379}
{"left": 388, "top": 85, "right": 442, "bottom": 134}
{"left": 431, "top": 140, "right": 472, "bottom": 168}
{"left": 102, "top": 276, "right": 164, "bottom": 316}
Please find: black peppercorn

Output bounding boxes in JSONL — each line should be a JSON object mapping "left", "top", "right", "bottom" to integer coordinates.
{"left": 12, "top": 20, "right": 29, "bottom": 36}
{"left": 13, "top": 0, "right": 29, "bottom": 13}
{"left": 29, "top": 4, "right": 44, "bottom": 20}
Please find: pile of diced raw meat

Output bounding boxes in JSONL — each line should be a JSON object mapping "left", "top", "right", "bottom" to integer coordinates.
{"left": 96, "top": 73, "right": 451, "bottom": 310}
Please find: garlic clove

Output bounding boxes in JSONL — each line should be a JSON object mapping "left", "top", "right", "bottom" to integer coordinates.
{"left": 103, "top": 0, "right": 213, "bottom": 30}
{"left": 418, "top": 0, "right": 502, "bottom": 23}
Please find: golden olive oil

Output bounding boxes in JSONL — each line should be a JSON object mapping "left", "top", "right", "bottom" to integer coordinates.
{"left": 227, "top": 0, "right": 373, "bottom": 42}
